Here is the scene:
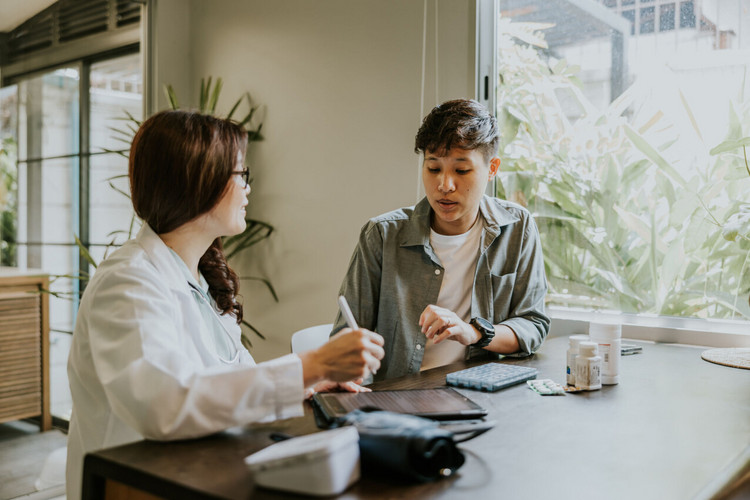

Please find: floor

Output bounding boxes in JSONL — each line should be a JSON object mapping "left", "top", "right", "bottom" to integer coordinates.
{"left": 0, "top": 421, "right": 67, "bottom": 500}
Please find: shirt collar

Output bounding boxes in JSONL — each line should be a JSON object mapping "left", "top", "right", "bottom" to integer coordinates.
{"left": 167, "top": 247, "right": 209, "bottom": 295}
{"left": 135, "top": 223, "right": 193, "bottom": 293}
{"left": 401, "top": 195, "right": 520, "bottom": 248}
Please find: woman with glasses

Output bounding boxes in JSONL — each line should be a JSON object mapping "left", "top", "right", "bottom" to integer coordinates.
{"left": 66, "top": 110, "right": 384, "bottom": 500}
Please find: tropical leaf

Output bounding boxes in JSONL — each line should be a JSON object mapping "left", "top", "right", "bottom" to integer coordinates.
{"left": 73, "top": 234, "right": 98, "bottom": 269}
{"left": 207, "top": 77, "right": 223, "bottom": 114}
{"left": 164, "top": 84, "right": 179, "bottom": 110}
{"left": 624, "top": 125, "right": 688, "bottom": 190}
{"left": 240, "top": 276, "right": 279, "bottom": 303}
{"left": 709, "top": 137, "right": 750, "bottom": 156}
{"left": 678, "top": 90, "right": 704, "bottom": 143}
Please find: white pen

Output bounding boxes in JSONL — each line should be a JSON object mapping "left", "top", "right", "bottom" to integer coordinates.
{"left": 337, "top": 295, "right": 377, "bottom": 375}
{"left": 337, "top": 295, "right": 359, "bottom": 329}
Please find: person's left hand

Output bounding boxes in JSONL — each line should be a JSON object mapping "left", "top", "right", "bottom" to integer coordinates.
{"left": 304, "top": 379, "right": 370, "bottom": 399}
{"left": 419, "top": 304, "right": 481, "bottom": 346}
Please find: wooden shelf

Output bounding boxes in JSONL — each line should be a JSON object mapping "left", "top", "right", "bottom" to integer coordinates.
{"left": 0, "top": 269, "right": 50, "bottom": 431}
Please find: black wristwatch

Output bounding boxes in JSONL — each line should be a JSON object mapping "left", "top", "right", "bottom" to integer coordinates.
{"left": 470, "top": 317, "right": 495, "bottom": 347}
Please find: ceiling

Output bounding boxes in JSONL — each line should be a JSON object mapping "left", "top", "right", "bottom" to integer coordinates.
{"left": 0, "top": 0, "right": 57, "bottom": 32}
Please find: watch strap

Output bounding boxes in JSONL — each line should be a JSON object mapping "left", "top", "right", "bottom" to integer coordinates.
{"left": 470, "top": 317, "right": 495, "bottom": 348}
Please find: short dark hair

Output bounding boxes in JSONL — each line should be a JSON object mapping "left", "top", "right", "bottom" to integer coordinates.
{"left": 414, "top": 99, "right": 499, "bottom": 161}
{"left": 129, "top": 110, "right": 248, "bottom": 322}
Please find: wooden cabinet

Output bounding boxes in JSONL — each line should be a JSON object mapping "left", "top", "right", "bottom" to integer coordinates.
{"left": 0, "top": 269, "right": 51, "bottom": 431}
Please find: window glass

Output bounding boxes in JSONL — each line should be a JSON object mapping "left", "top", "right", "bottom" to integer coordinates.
{"left": 5, "top": 53, "right": 141, "bottom": 421}
{"left": 18, "top": 69, "right": 79, "bottom": 160}
{"left": 89, "top": 53, "right": 142, "bottom": 267}
{"left": 622, "top": 10, "right": 636, "bottom": 34}
{"left": 660, "top": 3, "right": 676, "bottom": 32}
{"left": 15, "top": 156, "right": 77, "bottom": 328}
{"left": 16, "top": 156, "right": 78, "bottom": 419}
{"left": 497, "top": 2, "right": 750, "bottom": 321}
{"left": 680, "top": 1, "right": 696, "bottom": 28}
{"left": 640, "top": 6, "right": 655, "bottom": 34}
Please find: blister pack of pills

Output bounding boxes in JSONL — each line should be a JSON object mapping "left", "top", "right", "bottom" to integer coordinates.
{"left": 526, "top": 379, "right": 566, "bottom": 395}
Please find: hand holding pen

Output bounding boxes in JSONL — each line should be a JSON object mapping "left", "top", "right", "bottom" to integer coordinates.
{"left": 298, "top": 297, "right": 384, "bottom": 387}
{"left": 338, "top": 295, "right": 381, "bottom": 376}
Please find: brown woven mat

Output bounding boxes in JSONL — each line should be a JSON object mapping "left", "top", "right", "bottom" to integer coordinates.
{"left": 701, "top": 348, "right": 750, "bottom": 370}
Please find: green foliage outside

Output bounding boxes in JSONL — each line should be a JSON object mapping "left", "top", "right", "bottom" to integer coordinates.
{"left": 0, "top": 137, "right": 17, "bottom": 267}
{"left": 495, "top": 20, "right": 750, "bottom": 320}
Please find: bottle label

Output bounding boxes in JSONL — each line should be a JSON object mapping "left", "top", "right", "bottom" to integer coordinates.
{"left": 595, "top": 340, "right": 620, "bottom": 384}
{"left": 576, "top": 358, "right": 601, "bottom": 390}
{"left": 566, "top": 350, "right": 577, "bottom": 385}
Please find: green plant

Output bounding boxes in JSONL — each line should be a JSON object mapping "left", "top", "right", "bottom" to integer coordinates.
{"left": 714, "top": 142, "right": 750, "bottom": 242}
{"left": 0, "top": 137, "right": 17, "bottom": 267}
{"left": 495, "top": 20, "right": 750, "bottom": 320}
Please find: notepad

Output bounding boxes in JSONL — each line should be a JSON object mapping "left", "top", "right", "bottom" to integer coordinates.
{"left": 312, "top": 387, "right": 487, "bottom": 424}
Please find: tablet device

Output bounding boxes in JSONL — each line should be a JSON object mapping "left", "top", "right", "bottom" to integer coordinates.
{"left": 312, "top": 387, "right": 487, "bottom": 424}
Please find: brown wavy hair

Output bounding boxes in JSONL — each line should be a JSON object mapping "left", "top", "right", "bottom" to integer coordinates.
{"left": 129, "top": 110, "right": 247, "bottom": 322}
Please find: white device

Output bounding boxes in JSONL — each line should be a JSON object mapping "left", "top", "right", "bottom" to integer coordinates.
{"left": 245, "top": 426, "right": 360, "bottom": 496}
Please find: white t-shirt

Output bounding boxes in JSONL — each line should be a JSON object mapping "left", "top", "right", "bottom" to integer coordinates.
{"left": 420, "top": 217, "right": 483, "bottom": 371}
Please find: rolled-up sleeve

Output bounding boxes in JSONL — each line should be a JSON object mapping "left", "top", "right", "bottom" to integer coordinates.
{"left": 500, "top": 212, "right": 550, "bottom": 356}
{"left": 500, "top": 214, "right": 549, "bottom": 355}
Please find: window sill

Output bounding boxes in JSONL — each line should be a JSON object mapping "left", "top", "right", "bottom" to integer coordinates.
{"left": 548, "top": 306, "right": 750, "bottom": 348}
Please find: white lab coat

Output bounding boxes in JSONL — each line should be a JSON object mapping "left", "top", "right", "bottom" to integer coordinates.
{"left": 66, "top": 223, "right": 304, "bottom": 500}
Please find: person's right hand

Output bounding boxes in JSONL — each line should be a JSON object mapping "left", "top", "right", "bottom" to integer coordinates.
{"left": 299, "top": 328, "right": 384, "bottom": 387}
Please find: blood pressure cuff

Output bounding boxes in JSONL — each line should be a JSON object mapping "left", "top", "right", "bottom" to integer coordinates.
{"left": 337, "top": 409, "right": 465, "bottom": 482}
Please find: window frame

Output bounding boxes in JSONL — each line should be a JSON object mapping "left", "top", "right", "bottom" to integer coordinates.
{"left": 486, "top": 0, "right": 750, "bottom": 348}
{"left": 5, "top": 45, "right": 139, "bottom": 302}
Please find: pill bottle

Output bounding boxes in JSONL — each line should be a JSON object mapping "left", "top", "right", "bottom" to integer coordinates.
{"left": 589, "top": 322, "right": 621, "bottom": 385}
{"left": 566, "top": 335, "right": 589, "bottom": 386}
{"left": 575, "top": 342, "right": 601, "bottom": 391}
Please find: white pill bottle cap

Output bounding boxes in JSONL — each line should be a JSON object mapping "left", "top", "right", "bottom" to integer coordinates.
{"left": 568, "top": 334, "right": 589, "bottom": 347}
{"left": 578, "top": 342, "right": 599, "bottom": 357}
{"left": 589, "top": 322, "right": 621, "bottom": 340}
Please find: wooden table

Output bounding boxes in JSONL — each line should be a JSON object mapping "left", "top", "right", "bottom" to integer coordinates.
{"left": 82, "top": 336, "right": 750, "bottom": 500}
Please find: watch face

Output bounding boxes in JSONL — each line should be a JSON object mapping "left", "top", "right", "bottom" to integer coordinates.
{"left": 473, "top": 317, "right": 494, "bottom": 333}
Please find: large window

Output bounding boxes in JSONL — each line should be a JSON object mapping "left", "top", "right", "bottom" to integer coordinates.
{"left": 496, "top": 1, "right": 750, "bottom": 324}
{"left": 0, "top": 52, "right": 142, "bottom": 421}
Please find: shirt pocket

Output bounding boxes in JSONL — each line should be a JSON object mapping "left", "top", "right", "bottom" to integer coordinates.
{"left": 490, "top": 272, "right": 517, "bottom": 322}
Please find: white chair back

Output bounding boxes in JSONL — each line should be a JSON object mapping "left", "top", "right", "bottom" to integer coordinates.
{"left": 291, "top": 323, "right": 333, "bottom": 354}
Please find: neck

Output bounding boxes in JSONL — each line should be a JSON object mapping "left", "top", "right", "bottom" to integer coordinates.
{"left": 159, "top": 220, "right": 216, "bottom": 282}
{"left": 431, "top": 210, "right": 480, "bottom": 236}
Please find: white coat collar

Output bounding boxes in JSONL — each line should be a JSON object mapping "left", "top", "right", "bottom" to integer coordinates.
{"left": 135, "top": 223, "right": 192, "bottom": 293}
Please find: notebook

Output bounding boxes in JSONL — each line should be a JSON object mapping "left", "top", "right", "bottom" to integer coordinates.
{"left": 311, "top": 387, "right": 487, "bottom": 424}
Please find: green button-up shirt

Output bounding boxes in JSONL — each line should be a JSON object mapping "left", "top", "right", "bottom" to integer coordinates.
{"left": 332, "top": 195, "right": 549, "bottom": 381}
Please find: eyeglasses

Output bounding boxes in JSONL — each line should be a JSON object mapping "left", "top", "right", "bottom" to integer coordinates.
{"left": 232, "top": 168, "right": 251, "bottom": 188}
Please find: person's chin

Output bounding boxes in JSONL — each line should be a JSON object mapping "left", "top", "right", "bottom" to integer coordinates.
{"left": 433, "top": 208, "right": 460, "bottom": 224}
{"left": 228, "top": 223, "right": 246, "bottom": 236}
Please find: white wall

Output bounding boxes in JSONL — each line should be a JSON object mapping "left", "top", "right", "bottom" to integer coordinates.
{"left": 149, "top": 0, "right": 476, "bottom": 360}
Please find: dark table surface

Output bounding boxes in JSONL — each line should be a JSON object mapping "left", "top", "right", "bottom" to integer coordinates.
{"left": 83, "top": 335, "right": 750, "bottom": 500}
